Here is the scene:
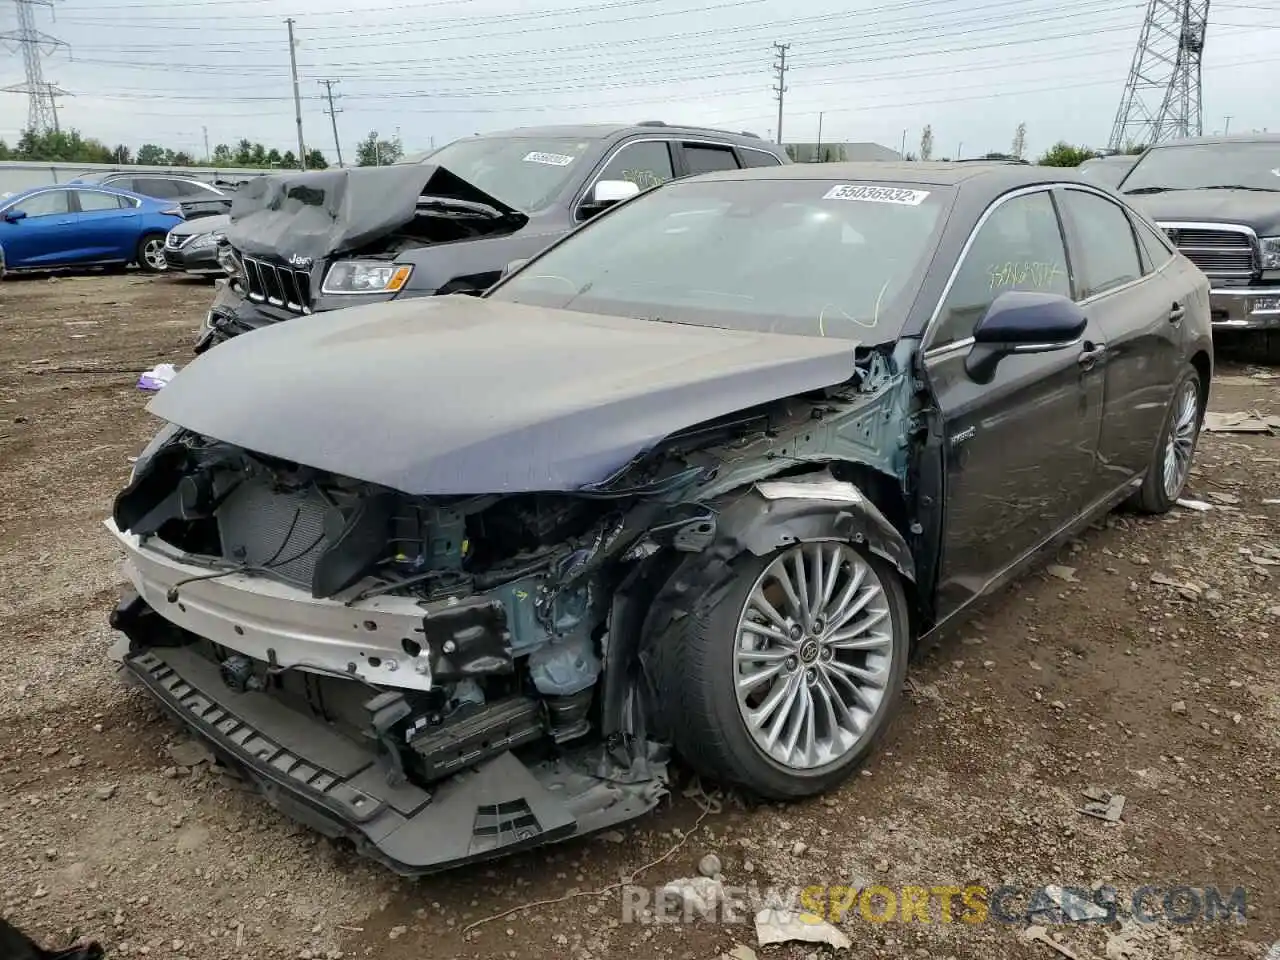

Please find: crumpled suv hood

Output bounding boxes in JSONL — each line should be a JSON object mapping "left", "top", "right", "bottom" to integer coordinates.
{"left": 147, "top": 296, "right": 857, "bottom": 495}
{"left": 224, "top": 164, "right": 528, "bottom": 262}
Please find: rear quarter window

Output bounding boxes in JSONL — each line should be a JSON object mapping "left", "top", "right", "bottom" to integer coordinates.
{"left": 739, "top": 148, "right": 784, "bottom": 168}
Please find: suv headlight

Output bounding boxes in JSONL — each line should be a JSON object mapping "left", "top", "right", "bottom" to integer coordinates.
{"left": 1261, "top": 236, "right": 1280, "bottom": 270}
{"left": 214, "top": 236, "right": 243, "bottom": 280}
{"left": 321, "top": 260, "right": 413, "bottom": 295}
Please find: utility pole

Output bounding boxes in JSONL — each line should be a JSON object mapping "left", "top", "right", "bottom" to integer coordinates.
{"left": 202, "top": 125, "right": 210, "bottom": 164}
{"left": 286, "top": 17, "right": 306, "bottom": 170}
{"left": 815, "top": 112, "right": 823, "bottom": 162}
{"left": 320, "top": 79, "right": 344, "bottom": 167}
{"left": 1, "top": 0, "right": 68, "bottom": 134}
{"left": 1223, "top": 115, "right": 1232, "bottom": 134}
{"left": 900, "top": 128, "right": 907, "bottom": 158}
{"left": 771, "top": 42, "right": 790, "bottom": 146}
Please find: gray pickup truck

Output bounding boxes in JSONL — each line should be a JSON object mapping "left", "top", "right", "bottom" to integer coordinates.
{"left": 1118, "top": 134, "right": 1280, "bottom": 362}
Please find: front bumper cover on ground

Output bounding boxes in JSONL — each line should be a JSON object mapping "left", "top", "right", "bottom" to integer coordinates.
{"left": 1209, "top": 286, "right": 1280, "bottom": 331}
{"left": 110, "top": 593, "right": 668, "bottom": 876}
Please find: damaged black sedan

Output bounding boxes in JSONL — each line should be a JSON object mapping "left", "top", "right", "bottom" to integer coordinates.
{"left": 107, "top": 162, "right": 1212, "bottom": 876}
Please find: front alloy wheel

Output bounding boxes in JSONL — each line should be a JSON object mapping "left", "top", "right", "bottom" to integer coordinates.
{"left": 650, "top": 539, "right": 910, "bottom": 800}
{"left": 735, "top": 542, "right": 895, "bottom": 771}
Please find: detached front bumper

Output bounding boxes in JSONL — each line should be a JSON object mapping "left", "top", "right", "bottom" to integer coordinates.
{"left": 1209, "top": 286, "right": 1280, "bottom": 331}
{"left": 112, "top": 608, "right": 585, "bottom": 875}
{"left": 106, "top": 524, "right": 669, "bottom": 874}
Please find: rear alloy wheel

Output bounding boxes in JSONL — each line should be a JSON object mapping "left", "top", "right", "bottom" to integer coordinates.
{"left": 136, "top": 234, "right": 168, "bottom": 273}
{"left": 650, "top": 540, "right": 910, "bottom": 799}
{"left": 1133, "top": 365, "right": 1203, "bottom": 513}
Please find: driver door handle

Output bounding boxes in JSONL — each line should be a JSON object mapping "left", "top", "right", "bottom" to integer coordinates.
{"left": 1169, "top": 302, "right": 1186, "bottom": 324}
{"left": 1077, "top": 342, "right": 1106, "bottom": 368}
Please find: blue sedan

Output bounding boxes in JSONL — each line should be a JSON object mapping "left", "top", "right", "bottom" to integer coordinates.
{"left": 0, "top": 184, "right": 183, "bottom": 275}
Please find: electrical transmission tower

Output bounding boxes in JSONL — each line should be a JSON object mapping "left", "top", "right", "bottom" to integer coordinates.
{"left": 771, "top": 42, "right": 789, "bottom": 146}
{"left": 1108, "top": 0, "right": 1209, "bottom": 151}
{"left": 1, "top": 0, "right": 67, "bottom": 134}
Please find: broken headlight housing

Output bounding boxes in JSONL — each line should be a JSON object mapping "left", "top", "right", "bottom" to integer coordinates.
{"left": 1261, "top": 236, "right": 1280, "bottom": 271}
{"left": 214, "top": 235, "right": 243, "bottom": 280}
{"left": 321, "top": 260, "right": 413, "bottom": 295}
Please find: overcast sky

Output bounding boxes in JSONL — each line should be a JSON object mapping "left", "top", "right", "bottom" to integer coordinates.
{"left": 0, "top": 0, "right": 1274, "bottom": 162}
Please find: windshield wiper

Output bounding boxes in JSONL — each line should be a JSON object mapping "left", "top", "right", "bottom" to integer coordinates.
{"left": 1123, "top": 186, "right": 1182, "bottom": 195}
{"left": 1196, "top": 184, "right": 1280, "bottom": 192}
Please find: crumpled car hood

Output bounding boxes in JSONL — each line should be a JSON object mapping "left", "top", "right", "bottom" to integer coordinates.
{"left": 1127, "top": 190, "right": 1280, "bottom": 236}
{"left": 146, "top": 297, "right": 858, "bottom": 495}
{"left": 224, "top": 164, "right": 527, "bottom": 262}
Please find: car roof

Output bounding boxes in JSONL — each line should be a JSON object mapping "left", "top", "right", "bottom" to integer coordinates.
{"left": 5, "top": 182, "right": 153, "bottom": 202}
{"left": 470, "top": 121, "right": 772, "bottom": 145}
{"left": 686, "top": 160, "right": 1090, "bottom": 188}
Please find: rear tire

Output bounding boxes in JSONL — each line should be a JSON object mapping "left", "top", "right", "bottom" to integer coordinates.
{"left": 1132, "top": 364, "right": 1203, "bottom": 514}
{"left": 649, "top": 540, "right": 910, "bottom": 800}
{"left": 135, "top": 234, "right": 168, "bottom": 273}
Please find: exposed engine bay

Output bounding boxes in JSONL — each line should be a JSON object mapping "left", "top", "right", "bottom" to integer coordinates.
{"left": 106, "top": 343, "right": 917, "bottom": 874}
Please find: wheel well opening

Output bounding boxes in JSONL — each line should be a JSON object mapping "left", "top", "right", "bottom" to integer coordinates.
{"left": 1190, "top": 350, "right": 1211, "bottom": 409}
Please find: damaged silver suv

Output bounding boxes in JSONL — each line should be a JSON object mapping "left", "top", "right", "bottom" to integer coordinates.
{"left": 107, "top": 162, "right": 1211, "bottom": 875}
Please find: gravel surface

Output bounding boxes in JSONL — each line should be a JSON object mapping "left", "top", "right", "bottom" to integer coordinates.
{"left": 1, "top": 273, "right": 1277, "bottom": 960}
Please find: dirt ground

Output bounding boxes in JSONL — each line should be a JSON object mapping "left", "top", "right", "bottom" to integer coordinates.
{"left": 1, "top": 273, "right": 1277, "bottom": 960}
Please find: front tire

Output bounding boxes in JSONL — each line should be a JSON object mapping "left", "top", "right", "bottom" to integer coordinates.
{"left": 135, "top": 234, "right": 168, "bottom": 273}
{"left": 1132, "top": 365, "right": 1203, "bottom": 514}
{"left": 650, "top": 540, "right": 910, "bottom": 800}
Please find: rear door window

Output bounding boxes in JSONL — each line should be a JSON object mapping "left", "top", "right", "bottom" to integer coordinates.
{"left": 682, "top": 143, "right": 741, "bottom": 176}
{"left": 132, "top": 178, "right": 181, "bottom": 199}
{"left": 1058, "top": 189, "right": 1143, "bottom": 298}
{"left": 76, "top": 190, "right": 128, "bottom": 212}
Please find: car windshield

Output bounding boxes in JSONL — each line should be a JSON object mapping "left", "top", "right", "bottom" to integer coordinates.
{"left": 419, "top": 135, "right": 598, "bottom": 212}
{"left": 1121, "top": 141, "right": 1280, "bottom": 193}
{"left": 488, "top": 177, "right": 951, "bottom": 342}
{"left": 1078, "top": 158, "right": 1134, "bottom": 187}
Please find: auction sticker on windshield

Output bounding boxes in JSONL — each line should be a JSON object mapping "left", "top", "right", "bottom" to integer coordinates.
{"left": 523, "top": 151, "right": 577, "bottom": 166}
{"left": 823, "top": 184, "right": 930, "bottom": 205}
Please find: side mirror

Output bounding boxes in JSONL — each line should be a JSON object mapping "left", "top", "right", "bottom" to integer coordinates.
{"left": 579, "top": 179, "right": 640, "bottom": 218}
{"left": 501, "top": 257, "right": 529, "bottom": 279}
{"left": 2, "top": 209, "right": 27, "bottom": 223}
{"left": 964, "top": 290, "right": 1087, "bottom": 383}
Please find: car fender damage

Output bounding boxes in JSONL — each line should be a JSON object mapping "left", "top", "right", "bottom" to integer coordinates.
{"left": 105, "top": 339, "right": 919, "bottom": 874}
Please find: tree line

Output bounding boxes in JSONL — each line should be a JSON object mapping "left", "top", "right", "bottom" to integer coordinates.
{"left": 0, "top": 125, "right": 1140, "bottom": 171}
{"left": 0, "top": 127, "right": 411, "bottom": 169}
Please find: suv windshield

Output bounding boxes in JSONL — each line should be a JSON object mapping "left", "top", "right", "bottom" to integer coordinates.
{"left": 489, "top": 177, "right": 951, "bottom": 342}
{"left": 418, "top": 136, "right": 598, "bottom": 212}
{"left": 1122, "top": 141, "right": 1280, "bottom": 193}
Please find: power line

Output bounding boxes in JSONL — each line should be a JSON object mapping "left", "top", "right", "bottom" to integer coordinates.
{"left": 319, "top": 78, "right": 343, "bottom": 167}
{"left": 0, "top": 0, "right": 69, "bottom": 133}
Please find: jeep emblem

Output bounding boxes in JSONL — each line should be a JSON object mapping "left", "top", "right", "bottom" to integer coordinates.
{"left": 288, "top": 253, "right": 313, "bottom": 268}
